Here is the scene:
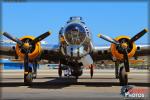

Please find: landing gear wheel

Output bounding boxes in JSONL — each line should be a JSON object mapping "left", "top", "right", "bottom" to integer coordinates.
{"left": 24, "top": 66, "right": 33, "bottom": 85}
{"left": 90, "top": 65, "right": 93, "bottom": 79}
{"left": 119, "top": 67, "right": 128, "bottom": 86}
{"left": 58, "top": 63, "right": 62, "bottom": 77}
{"left": 24, "top": 53, "right": 33, "bottom": 85}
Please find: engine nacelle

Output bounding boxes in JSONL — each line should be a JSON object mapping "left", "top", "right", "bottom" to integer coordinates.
{"left": 16, "top": 36, "right": 41, "bottom": 60}
{"left": 111, "top": 36, "right": 137, "bottom": 60}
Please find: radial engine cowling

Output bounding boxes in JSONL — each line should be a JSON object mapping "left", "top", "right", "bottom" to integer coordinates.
{"left": 16, "top": 36, "right": 41, "bottom": 60}
{"left": 111, "top": 36, "right": 137, "bottom": 60}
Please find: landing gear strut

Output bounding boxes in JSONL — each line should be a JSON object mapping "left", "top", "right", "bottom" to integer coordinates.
{"left": 24, "top": 53, "right": 33, "bottom": 85}
{"left": 90, "top": 64, "right": 93, "bottom": 79}
{"left": 32, "top": 60, "right": 38, "bottom": 79}
{"left": 118, "top": 64, "right": 128, "bottom": 86}
{"left": 115, "top": 62, "right": 119, "bottom": 79}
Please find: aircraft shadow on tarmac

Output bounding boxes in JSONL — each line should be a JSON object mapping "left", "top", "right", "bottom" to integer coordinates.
{"left": 0, "top": 77, "right": 149, "bottom": 89}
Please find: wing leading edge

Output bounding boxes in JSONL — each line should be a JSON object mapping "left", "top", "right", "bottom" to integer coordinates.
{"left": 91, "top": 44, "right": 150, "bottom": 61}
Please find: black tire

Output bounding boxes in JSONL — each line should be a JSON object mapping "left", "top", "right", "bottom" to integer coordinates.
{"left": 119, "top": 67, "right": 128, "bottom": 86}
{"left": 24, "top": 66, "right": 33, "bottom": 85}
{"left": 24, "top": 72, "right": 33, "bottom": 85}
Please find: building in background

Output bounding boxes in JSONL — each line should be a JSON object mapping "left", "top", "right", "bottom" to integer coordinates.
{"left": 0, "top": 59, "right": 23, "bottom": 70}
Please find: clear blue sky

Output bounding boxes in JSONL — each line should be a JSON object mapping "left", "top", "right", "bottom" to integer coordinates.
{"left": 2, "top": 1, "right": 149, "bottom": 46}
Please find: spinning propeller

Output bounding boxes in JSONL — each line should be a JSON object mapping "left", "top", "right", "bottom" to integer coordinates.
{"left": 97, "top": 29, "right": 148, "bottom": 72}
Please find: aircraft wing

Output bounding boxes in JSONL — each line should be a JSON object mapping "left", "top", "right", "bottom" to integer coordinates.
{"left": 1, "top": 41, "right": 150, "bottom": 63}
{"left": 0, "top": 43, "right": 62, "bottom": 63}
{"left": 0, "top": 44, "right": 16, "bottom": 58}
{"left": 39, "top": 44, "right": 63, "bottom": 63}
{"left": 91, "top": 44, "right": 150, "bottom": 61}
{"left": 91, "top": 46, "right": 112, "bottom": 61}
{"left": 134, "top": 45, "right": 150, "bottom": 56}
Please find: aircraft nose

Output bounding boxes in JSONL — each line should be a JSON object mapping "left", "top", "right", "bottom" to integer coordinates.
{"left": 64, "top": 23, "right": 86, "bottom": 45}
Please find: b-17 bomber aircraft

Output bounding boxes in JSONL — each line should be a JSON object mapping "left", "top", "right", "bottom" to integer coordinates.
{"left": 1, "top": 16, "right": 150, "bottom": 86}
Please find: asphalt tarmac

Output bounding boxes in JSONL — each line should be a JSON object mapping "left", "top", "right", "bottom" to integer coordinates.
{"left": 0, "top": 69, "right": 149, "bottom": 100}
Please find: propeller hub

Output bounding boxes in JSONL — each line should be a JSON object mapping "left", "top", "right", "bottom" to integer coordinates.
{"left": 23, "top": 43, "right": 30, "bottom": 49}
{"left": 121, "top": 43, "right": 128, "bottom": 49}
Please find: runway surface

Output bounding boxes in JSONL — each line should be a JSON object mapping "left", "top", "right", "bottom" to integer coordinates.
{"left": 0, "top": 69, "right": 150, "bottom": 100}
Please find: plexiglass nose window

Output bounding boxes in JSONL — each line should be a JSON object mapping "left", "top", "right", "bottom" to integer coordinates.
{"left": 64, "top": 24, "right": 86, "bottom": 45}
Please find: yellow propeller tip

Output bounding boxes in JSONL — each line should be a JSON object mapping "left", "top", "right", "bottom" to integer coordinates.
{"left": 97, "top": 34, "right": 101, "bottom": 37}
{"left": 47, "top": 31, "right": 51, "bottom": 35}
{"left": 144, "top": 28, "right": 149, "bottom": 32}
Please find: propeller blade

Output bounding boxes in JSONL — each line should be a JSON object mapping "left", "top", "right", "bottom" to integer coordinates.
{"left": 33, "top": 31, "right": 51, "bottom": 43}
{"left": 130, "top": 28, "right": 148, "bottom": 43}
{"left": 3, "top": 32, "right": 23, "bottom": 46}
{"left": 97, "top": 34, "right": 119, "bottom": 45}
{"left": 123, "top": 49, "right": 130, "bottom": 72}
